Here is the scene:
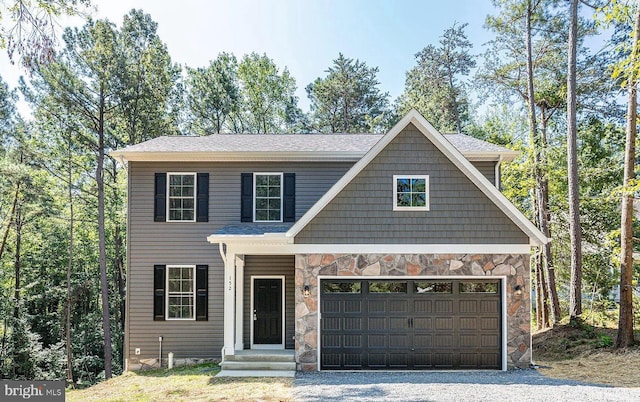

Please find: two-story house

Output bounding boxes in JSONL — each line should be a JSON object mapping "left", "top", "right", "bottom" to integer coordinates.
{"left": 111, "top": 110, "right": 547, "bottom": 376}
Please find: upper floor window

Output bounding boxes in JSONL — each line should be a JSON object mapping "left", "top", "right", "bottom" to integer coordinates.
{"left": 393, "top": 175, "right": 429, "bottom": 211}
{"left": 168, "top": 173, "right": 196, "bottom": 221}
{"left": 166, "top": 265, "right": 195, "bottom": 320}
{"left": 254, "top": 173, "right": 283, "bottom": 222}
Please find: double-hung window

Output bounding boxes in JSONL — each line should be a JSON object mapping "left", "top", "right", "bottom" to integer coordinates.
{"left": 254, "top": 173, "right": 283, "bottom": 222}
{"left": 393, "top": 175, "right": 429, "bottom": 211}
{"left": 167, "top": 173, "right": 196, "bottom": 222}
{"left": 166, "top": 265, "right": 195, "bottom": 320}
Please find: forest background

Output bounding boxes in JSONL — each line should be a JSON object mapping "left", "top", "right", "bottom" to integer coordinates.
{"left": 0, "top": 0, "right": 639, "bottom": 385}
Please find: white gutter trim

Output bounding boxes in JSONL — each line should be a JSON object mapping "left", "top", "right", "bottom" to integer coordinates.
{"left": 109, "top": 150, "right": 516, "bottom": 163}
{"left": 495, "top": 155, "right": 502, "bottom": 188}
{"left": 108, "top": 151, "right": 366, "bottom": 162}
{"left": 209, "top": 240, "right": 533, "bottom": 255}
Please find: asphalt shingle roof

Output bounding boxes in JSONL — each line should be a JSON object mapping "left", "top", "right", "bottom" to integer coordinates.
{"left": 213, "top": 224, "right": 293, "bottom": 236}
{"left": 112, "top": 132, "right": 515, "bottom": 156}
{"left": 114, "top": 133, "right": 383, "bottom": 154}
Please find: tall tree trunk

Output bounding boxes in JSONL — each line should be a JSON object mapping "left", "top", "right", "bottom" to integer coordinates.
{"left": 539, "top": 107, "right": 561, "bottom": 324}
{"left": 446, "top": 64, "right": 462, "bottom": 132}
{"left": 567, "top": 0, "right": 583, "bottom": 322}
{"left": 525, "top": 1, "right": 552, "bottom": 324}
{"left": 0, "top": 184, "right": 20, "bottom": 262}
{"left": 13, "top": 207, "right": 22, "bottom": 319}
{"left": 112, "top": 163, "right": 126, "bottom": 335}
{"left": 98, "top": 87, "right": 113, "bottom": 379}
{"left": 616, "top": 1, "right": 640, "bottom": 350}
{"left": 66, "top": 138, "right": 75, "bottom": 387}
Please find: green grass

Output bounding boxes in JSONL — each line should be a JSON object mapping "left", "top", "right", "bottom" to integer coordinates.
{"left": 66, "top": 363, "right": 293, "bottom": 402}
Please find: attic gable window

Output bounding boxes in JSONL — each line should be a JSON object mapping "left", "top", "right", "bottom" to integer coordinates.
{"left": 254, "top": 173, "right": 283, "bottom": 222}
{"left": 393, "top": 175, "right": 429, "bottom": 211}
{"left": 168, "top": 173, "right": 196, "bottom": 222}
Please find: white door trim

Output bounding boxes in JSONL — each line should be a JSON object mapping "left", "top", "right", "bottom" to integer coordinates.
{"left": 250, "top": 275, "right": 285, "bottom": 349}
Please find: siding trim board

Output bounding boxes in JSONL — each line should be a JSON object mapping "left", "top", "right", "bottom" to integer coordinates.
{"left": 218, "top": 243, "right": 532, "bottom": 255}
{"left": 286, "top": 110, "right": 547, "bottom": 246}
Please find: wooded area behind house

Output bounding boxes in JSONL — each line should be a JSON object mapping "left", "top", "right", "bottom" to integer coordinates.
{"left": 0, "top": 0, "right": 639, "bottom": 385}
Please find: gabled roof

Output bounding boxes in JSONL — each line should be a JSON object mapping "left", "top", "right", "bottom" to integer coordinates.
{"left": 110, "top": 131, "right": 517, "bottom": 162}
{"left": 286, "top": 109, "right": 548, "bottom": 246}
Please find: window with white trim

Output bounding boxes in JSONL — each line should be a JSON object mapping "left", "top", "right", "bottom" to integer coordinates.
{"left": 254, "top": 173, "right": 282, "bottom": 222}
{"left": 167, "top": 173, "right": 196, "bottom": 221}
{"left": 166, "top": 265, "right": 195, "bottom": 320}
{"left": 393, "top": 175, "right": 429, "bottom": 211}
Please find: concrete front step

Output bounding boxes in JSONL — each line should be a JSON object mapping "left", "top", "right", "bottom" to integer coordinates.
{"left": 224, "top": 352, "right": 295, "bottom": 362}
{"left": 217, "top": 350, "right": 297, "bottom": 377}
{"left": 216, "top": 369, "right": 295, "bottom": 378}
{"left": 220, "top": 360, "right": 296, "bottom": 371}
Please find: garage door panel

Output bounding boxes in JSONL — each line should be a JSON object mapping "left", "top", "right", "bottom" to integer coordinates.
{"left": 434, "top": 334, "right": 454, "bottom": 348}
{"left": 434, "top": 300, "right": 454, "bottom": 313}
{"left": 368, "top": 353, "right": 387, "bottom": 368}
{"left": 369, "top": 299, "right": 386, "bottom": 312}
{"left": 389, "top": 353, "right": 409, "bottom": 368}
{"left": 368, "top": 334, "right": 386, "bottom": 348}
{"left": 388, "top": 300, "right": 408, "bottom": 312}
{"left": 459, "top": 317, "right": 477, "bottom": 330}
{"left": 480, "top": 299, "right": 500, "bottom": 313}
{"left": 343, "top": 353, "right": 363, "bottom": 368}
{"left": 459, "top": 300, "right": 478, "bottom": 313}
{"left": 413, "top": 353, "right": 432, "bottom": 367}
{"left": 322, "top": 334, "right": 341, "bottom": 348}
{"left": 413, "top": 299, "right": 433, "bottom": 313}
{"left": 413, "top": 333, "right": 433, "bottom": 348}
{"left": 435, "top": 317, "right": 453, "bottom": 330}
{"left": 413, "top": 317, "right": 432, "bottom": 330}
{"left": 322, "top": 317, "right": 341, "bottom": 331}
{"left": 481, "top": 334, "right": 500, "bottom": 347}
{"left": 480, "top": 353, "right": 500, "bottom": 368}
{"left": 345, "top": 300, "right": 362, "bottom": 313}
{"left": 389, "top": 317, "right": 408, "bottom": 330}
{"left": 323, "top": 300, "right": 341, "bottom": 313}
{"left": 481, "top": 317, "right": 499, "bottom": 330}
{"left": 459, "top": 333, "right": 478, "bottom": 347}
{"left": 344, "top": 317, "right": 362, "bottom": 330}
{"left": 369, "top": 317, "right": 387, "bottom": 330}
{"left": 434, "top": 352, "right": 454, "bottom": 368}
{"left": 389, "top": 334, "right": 409, "bottom": 347}
{"left": 320, "top": 279, "right": 501, "bottom": 370}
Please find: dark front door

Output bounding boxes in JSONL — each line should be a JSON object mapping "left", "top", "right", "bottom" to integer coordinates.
{"left": 253, "top": 278, "right": 283, "bottom": 345}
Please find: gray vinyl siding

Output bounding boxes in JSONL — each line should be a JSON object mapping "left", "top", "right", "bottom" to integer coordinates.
{"left": 295, "top": 124, "right": 529, "bottom": 245}
{"left": 126, "top": 161, "right": 351, "bottom": 364}
{"left": 471, "top": 161, "right": 496, "bottom": 185}
{"left": 242, "top": 255, "right": 295, "bottom": 349}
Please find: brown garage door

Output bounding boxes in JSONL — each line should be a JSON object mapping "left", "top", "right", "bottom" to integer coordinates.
{"left": 320, "top": 279, "right": 502, "bottom": 370}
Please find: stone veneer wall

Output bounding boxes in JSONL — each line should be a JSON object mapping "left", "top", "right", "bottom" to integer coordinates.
{"left": 294, "top": 253, "right": 531, "bottom": 371}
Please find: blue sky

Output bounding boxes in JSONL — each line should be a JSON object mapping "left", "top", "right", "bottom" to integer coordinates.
{"left": 1, "top": 0, "right": 500, "bottom": 113}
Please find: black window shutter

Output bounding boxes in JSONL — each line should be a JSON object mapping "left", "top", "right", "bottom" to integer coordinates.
{"left": 154, "top": 173, "right": 166, "bottom": 222}
{"left": 240, "top": 173, "right": 253, "bottom": 222}
{"left": 196, "top": 173, "right": 209, "bottom": 222}
{"left": 153, "top": 265, "right": 166, "bottom": 321}
{"left": 195, "top": 265, "right": 208, "bottom": 321}
{"left": 283, "top": 173, "right": 296, "bottom": 222}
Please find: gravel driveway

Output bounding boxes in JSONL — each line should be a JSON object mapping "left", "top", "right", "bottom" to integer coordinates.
{"left": 293, "top": 369, "right": 640, "bottom": 401}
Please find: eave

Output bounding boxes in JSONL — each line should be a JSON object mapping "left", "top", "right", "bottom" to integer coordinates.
{"left": 109, "top": 151, "right": 366, "bottom": 162}
{"left": 110, "top": 150, "right": 519, "bottom": 163}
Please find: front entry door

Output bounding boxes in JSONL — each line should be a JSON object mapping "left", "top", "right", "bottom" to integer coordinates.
{"left": 252, "top": 278, "right": 283, "bottom": 347}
